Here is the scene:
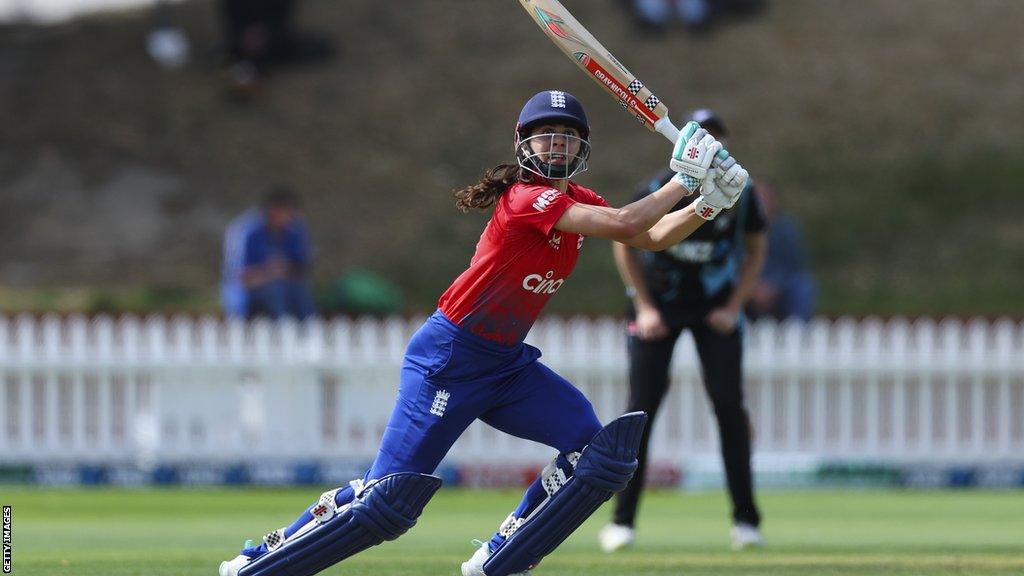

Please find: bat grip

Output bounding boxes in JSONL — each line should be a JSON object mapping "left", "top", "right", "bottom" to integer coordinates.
{"left": 654, "top": 116, "right": 680, "bottom": 143}
{"left": 654, "top": 116, "right": 730, "bottom": 162}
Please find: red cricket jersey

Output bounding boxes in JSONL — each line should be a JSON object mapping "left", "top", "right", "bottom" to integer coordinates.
{"left": 438, "top": 181, "right": 610, "bottom": 345}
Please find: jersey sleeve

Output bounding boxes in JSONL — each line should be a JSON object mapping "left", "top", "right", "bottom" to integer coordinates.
{"left": 505, "top": 183, "right": 577, "bottom": 236}
{"left": 572, "top": 183, "right": 612, "bottom": 208}
{"left": 744, "top": 182, "right": 768, "bottom": 234}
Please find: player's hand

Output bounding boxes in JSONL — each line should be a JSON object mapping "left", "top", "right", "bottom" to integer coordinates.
{"left": 714, "top": 157, "right": 749, "bottom": 196}
{"left": 692, "top": 161, "right": 748, "bottom": 221}
{"left": 706, "top": 306, "right": 739, "bottom": 334}
{"left": 669, "top": 121, "right": 722, "bottom": 193}
{"left": 631, "top": 305, "right": 669, "bottom": 341}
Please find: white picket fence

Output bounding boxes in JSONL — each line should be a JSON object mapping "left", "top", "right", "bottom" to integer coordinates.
{"left": 1, "top": 314, "right": 1022, "bottom": 469}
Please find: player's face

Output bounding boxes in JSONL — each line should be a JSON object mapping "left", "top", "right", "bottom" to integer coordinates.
{"left": 266, "top": 205, "right": 295, "bottom": 231}
{"left": 528, "top": 124, "right": 582, "bottom": 166}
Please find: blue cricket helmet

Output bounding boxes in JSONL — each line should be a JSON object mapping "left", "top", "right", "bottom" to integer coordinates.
{"left": 517, "top": 90, "right": 590, "bottom": 138}
{"left": 515, "top": 90, "right": 591, "bottom": 180}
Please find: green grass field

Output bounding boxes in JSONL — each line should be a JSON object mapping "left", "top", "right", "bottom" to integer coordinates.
{"left": 6, "top": 487, "right": 1024, "bottom": 575}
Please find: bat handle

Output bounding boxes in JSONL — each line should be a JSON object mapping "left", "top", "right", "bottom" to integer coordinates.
{"left": 654, "top": 116, "right": 731, "bottom": 162}
{"left": 654, "top": 116, "right": 681, "bottom": 143}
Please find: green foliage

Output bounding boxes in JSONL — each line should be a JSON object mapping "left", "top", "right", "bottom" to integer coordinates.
{"left": 318, "top": 268, "right": 406, "bottom": 316}
{"left": 85, "top": 286, "right": 209, "bottom": 314}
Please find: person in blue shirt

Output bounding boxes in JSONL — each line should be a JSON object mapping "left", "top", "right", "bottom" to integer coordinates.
{"left": 222, "top": 186, "right": 316, "bottom": 320}
{"left": 747, "top": 182, "right": 818, "bottom": 321}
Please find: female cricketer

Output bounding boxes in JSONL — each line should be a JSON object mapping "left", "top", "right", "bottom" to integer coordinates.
{"left": 219, "top": 90, "right": 748, "bottom": 576}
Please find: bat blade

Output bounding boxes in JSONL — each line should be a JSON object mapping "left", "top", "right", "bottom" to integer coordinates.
{"left": 519, "top": 0, "right": 680, "bottom": 143}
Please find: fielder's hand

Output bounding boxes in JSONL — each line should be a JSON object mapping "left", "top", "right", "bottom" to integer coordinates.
{"left": 706, "top": 306, "right": 740, "bottom": 334}
{"left": 669, "top": 121, "right": 722, "bottom": 193}
{"left": 693, "top": 160, "right": 749, "bottom": 221}
{"left": 632, "top": 305, "right": 669, "bottom": 341}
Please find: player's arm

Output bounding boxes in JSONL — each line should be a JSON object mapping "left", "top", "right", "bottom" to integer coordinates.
{"left": 623, "top": 157, "right": 752, "bottom": 250}
{"left": 613, "top": 241, "right": 669, "bottom": 339}
{"left": 616, "top": 204, "right": 705, "bottom": 250}
{"left": 613, "top": 242, "right": 657, "bottom": 310}
{"left": 555, "top": 123, "right": 721, "bottom": 240}
{"left": 553, "top": 178, "right": 692, "bottom": 240}
{"left": 706, "top": 230, "right": 767, "bottom": 333}
{"left": 727, "top": 232, "right": 767, "bottom": 313}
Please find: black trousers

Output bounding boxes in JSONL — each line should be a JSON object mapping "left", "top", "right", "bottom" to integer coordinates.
{"left": 612, "top": 321, "right": 761, "bottom": 527}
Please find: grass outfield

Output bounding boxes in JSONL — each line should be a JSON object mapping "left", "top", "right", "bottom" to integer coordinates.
{"left": 6, "top": 488, "right": 1024, "bottom": 575}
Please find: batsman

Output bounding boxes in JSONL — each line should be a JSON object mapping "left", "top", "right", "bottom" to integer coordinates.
{"left": 219, "top": 90, "right": 749, "bottom": 576}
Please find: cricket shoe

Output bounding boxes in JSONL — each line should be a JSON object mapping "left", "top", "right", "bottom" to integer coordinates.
{"left": 730, "top": 523, "right": 765, "bottom": 550}
{"left": 218, "top": 540, "right": 255, "bottom": 576}
{"left": 461, "top": 539, "right": 531, "bottom": 576}
{"left": 598, "top": 523, "right": 635, "bottom": 553}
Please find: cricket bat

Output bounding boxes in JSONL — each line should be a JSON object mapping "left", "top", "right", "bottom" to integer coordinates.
{"left": 519, "top": 0, "right": 730, "bottom": 163}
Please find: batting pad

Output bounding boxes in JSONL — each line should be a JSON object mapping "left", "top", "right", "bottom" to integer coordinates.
{"left": 239, "top": 472, "right": 442, "bottom": 576}
{"left": 483, "top": 412, "right": 647, "bottom": 576}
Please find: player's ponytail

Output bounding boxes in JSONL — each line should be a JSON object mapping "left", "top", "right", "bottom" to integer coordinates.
{"left": 453, "top": 164, "right": 530, "bottom": 213}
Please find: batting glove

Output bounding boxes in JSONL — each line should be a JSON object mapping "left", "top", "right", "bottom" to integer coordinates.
{"left": 693, "top": 160, "right": 749, "bottom": 221}
{"left": 669, "top": 121, "right": 723, "bottom": 193}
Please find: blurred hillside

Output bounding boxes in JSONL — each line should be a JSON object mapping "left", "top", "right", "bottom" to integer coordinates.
{"left": 1, "top": 0, "right": 1022, "bottom": 316}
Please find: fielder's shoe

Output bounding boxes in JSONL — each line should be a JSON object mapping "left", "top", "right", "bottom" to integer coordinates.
{"left": 730, "top": 522, "right": 765, "bottom": 550}
{"left": 219, "top": 540, "right": 254, "bottom": 576}
{"left": 461, "top": 539, "right": 531, "bottom": 576}
{"left": 598, "top": 523, "right": 636, "bottom": 553}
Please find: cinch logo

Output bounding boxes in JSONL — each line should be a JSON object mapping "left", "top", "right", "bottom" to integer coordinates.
{"left": 532, "top": 189, "right": 561, "bottom": 212}
{"left": 523, "top": 271, "right": 565, "bottom": 294}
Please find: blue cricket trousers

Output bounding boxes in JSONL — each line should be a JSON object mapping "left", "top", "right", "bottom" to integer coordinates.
{"left": 266, "top": 310, "right": 603, "bottom": 555}
{"left": 369, "top": 310, "right": 602, "bottom": 478}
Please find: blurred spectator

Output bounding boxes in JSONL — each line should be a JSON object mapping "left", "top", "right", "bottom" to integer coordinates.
{"left": 221, "top": 0, "right": 335, "bottom": 96}
{"left": 221, "top": 186, "right": 316, "bottom": 320}
{"left": 746, "top": 183, "right": 817, "bottom": 321}
{"left": 622, "top": 0, "right": 767, "bottom": 33}
{"left": 221, "top": 207, "right": 259, "bottom": 318}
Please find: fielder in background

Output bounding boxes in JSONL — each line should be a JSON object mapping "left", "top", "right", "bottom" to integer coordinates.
{"left": 218, "top": 90, "right": 748, "bottom": 576}
{"left": 600, "top": 108, "right": 767, "bottom": 552}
